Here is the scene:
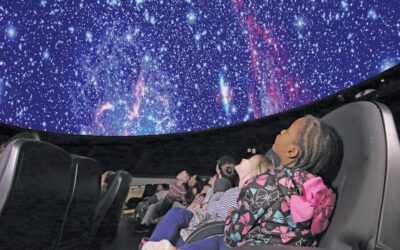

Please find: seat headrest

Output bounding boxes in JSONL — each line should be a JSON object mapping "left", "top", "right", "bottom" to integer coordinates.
{"left": 320, "top": 101, "right": 400, "bottom": 249}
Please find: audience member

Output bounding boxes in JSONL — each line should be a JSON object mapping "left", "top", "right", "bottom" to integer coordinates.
{"left": 141, "top": 154, "right": 272, "bottom": 250}
{"left": 140, "top": 170, "right": 191, "bottom": 226}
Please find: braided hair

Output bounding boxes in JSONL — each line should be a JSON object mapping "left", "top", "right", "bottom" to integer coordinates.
{"left": 293, "top": 115, "right": 343, "bottom": 186}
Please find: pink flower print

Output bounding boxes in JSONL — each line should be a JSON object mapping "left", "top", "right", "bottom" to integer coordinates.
{"left": 226, "top": 216, "right": 232, "bottom": 225}
{"left": 301, "top": 229, "right": 310, "bottom": 236}
{"left": 243, "top": 177, "right": 255, "bottom": 188}
{"left": 256, "top": 174, "right": 268, "bottom": 186}
{"left": 242, "top": 225, "right": 252, "bottom": 235}
{"left": 238, "top": 212, "right": 250, "bottom": 225}
{"left": 281, "top": 196, "right": 290, "bottom": 213}
{"left": 225, "top": 223, "right": 232, "bottom": 232}
{"left": 278, "top": 177, "right": 294, "bottom": 188}
{"left": 293, "top": 171, "right": 302, "bottom": 184}
{"left": 272, "top": 226, "right": 296, "bottom": 244}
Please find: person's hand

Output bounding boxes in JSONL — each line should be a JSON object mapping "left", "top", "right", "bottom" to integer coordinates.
{"left": 227, "top": 207, "right": 236, "bottom": 215}
{"left": 187, "top": 201, "right": 201, "bottom": 212}
{"left": 208, "top": 175, "right": 217, "bottom": 187}
{"left": 101, "top": 172, "right": 109, "bottom": 190}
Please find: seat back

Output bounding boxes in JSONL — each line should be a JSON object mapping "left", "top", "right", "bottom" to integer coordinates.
{"left": 0, "top": 139, "right": 73, "bottom": 249}
{"left": 320, "top": 101, "right": 400, "bottom": 249}
{"left": 57, "top": 155, "right": 103, "bottom": 249}
{"left": 92, "top": 170, "right": 132, "bottom": 241}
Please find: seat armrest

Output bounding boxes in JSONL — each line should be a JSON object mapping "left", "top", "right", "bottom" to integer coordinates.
{"left": 185, "top": 221, "right": 225, "bottom": 244}
{"left": 185, "top": 221, "right": 334, "bottom": 249}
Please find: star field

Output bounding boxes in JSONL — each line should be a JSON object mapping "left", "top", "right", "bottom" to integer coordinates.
{"left": 0, "top": 0, "right": 399, "bottom": 135}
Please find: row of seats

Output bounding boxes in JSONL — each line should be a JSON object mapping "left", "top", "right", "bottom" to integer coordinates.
{"left": 0, "top": 139, "right": 132, "bottom": 249}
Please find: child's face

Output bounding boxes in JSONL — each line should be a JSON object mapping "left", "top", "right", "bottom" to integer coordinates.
{"left": 235, "top": 157, "right": 252, "bottom": 176}
{"left": 272, "top": 118, "right": 305, "bottom": 165}
{"left": 188, "top": 175, "right": 197, "bottom": 187}
{"left": 177, "top": 170, "right": 190, "bottom": 183}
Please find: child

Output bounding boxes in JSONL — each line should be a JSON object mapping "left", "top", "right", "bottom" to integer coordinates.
{"left": 225, "top": 115, "right": 342, "bottom": 247}
{"left": 140, "top": 170, "right": 191, "bottom": 227}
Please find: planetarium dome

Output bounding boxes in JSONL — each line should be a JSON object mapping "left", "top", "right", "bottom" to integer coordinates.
{"left": 0, "top": 0, "right": 399, "bottom": 136}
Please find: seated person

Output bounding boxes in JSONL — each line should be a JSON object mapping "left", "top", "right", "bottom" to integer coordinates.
{"left": 184, "top": 183, "right": 211, "bottom": 212}
{"left": 100, "top": 170, "right": 116, "bottom": 192}
{"left": 203, "top": 175, "right": 217, "bottom": 203}
{"left": 179, "top": 175, "right": 204, "bottom": 208}
{"left": 142, "top": 154, "right": 272, "bottom": 250}
{"left": 186, "top": 155, "right": 238, "bottom": 214}
{"left": 140, "top": 170, "right": 191, "bottom": 226}
{"left": 150, "top": 174, "right": 204, "bottom": 223}
{"left": 215, "top": 155, "right": 238, "bottom": 188}
{"left": 162, "top": 115, "right": 342, "bottom": 250}
{"left": 132, "top": 184, "right": 169, "bottom": 220}
{"left": 225, "top": 115, "right": 342, "bottom": 247}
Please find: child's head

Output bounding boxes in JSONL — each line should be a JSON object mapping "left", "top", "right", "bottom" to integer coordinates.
{"left": 216, "top": 155, "right": 238, "bottom": 186}
{"left": 189, "top": 175, "right": 204, "bottom": 195}
{"left": 176, "top": 170, "right": 190, "bottom": 183}
{"left": 272, "top": 115, "right": 343, "bottom": 183}
{"left": 101, "top": 170, "right": 116, "bottom": 190}
{"left": 156, "top": 184, "right": 165, "bottom": 192}
{"left": 188, "top": 175, "right": 199, "bottom": 187}
{"left": 235, "top": 154, "right": 273, "bottom": 179}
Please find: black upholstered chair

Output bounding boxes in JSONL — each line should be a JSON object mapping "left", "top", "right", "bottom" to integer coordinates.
{"left": 187, "top": 101, "right": 400, "bottom": 250}
{"left": 92, "top": 170, "right": 132, "bottom": 242}
{"left": 317, "top": 101, "right": 400, "bottom": 249}
{"left": 57, "top": 155, "right": 103, "bottom": 249}
{"left": 0, "top": 139, "right": 73, "bottom": 249}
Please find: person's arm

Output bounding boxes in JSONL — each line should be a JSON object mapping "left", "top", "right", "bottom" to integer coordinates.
{"left": 224, "top": 173, "right": 276, "bottom": 247}
{"left": 207, "top": 188, "right": 240, "bottom": 222}
{"left": 203, "top": 186, "right": 214, "bottom": 203}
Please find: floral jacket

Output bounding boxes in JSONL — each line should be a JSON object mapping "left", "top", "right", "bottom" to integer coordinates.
{"left": 224, "top": 167, "right": 336, "bottom": 247}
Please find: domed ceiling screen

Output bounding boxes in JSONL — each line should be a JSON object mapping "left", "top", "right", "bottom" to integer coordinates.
{"left": 0, "top": 1, "right": 399, "bottom": 135}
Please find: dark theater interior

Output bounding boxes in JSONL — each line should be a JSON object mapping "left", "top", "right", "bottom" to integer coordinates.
{"left": 0, "top": 1, "right": 399, "bottom": 250}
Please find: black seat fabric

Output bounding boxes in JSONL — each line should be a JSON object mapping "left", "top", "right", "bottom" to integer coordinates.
{"left": 93, "top": 170, "right": 132, "bottom": 241}
{"left": 319, "top": 101, "right": 400, "bottom": 249}
{"left": 185, "top": 221, "right": 225, "bottom": 244}
{"left": 57, "top": 155, "right": 103, "bottom": 249}
{"left": 0, "top": 139, "right": 73, "bottom": 249}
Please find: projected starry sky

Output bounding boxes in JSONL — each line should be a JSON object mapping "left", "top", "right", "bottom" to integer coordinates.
{"left": 0, "top": 0, "right": 399, "bottom": 135}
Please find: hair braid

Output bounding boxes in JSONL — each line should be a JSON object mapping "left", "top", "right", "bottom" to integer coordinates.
{"left": 293, "top": 115, "right": 343, "bottom": 186}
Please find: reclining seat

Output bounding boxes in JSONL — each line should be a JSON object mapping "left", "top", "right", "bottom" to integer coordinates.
{"left": 186, "top": 101, "right": 400, "bottom": 250}
{"left": 319, "top": 101, "right": 400, "bottom": 249}
{"left": 57, "top": 155, "right": 103, "bottom": 249}
{"left": 92, "top": 170, "right": 132, "bottom": 243}
{"left": 0, "top": 139, "right": 73, "bottom": 249}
